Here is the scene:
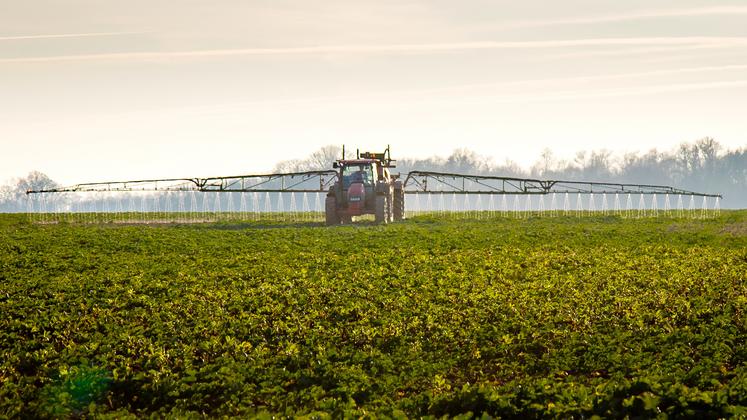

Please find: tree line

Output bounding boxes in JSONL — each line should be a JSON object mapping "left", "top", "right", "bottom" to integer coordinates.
{"left": 273, "top": 138, "right": 745, "bottom": 207}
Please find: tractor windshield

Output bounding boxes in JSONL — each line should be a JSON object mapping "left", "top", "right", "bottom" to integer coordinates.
{"left": 342, "top": 164, "right": 374, "bottom": 188}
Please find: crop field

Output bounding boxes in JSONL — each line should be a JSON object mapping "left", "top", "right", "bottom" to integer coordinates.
{"left": 1, "top": 212, "right": 746, "bottom": 418}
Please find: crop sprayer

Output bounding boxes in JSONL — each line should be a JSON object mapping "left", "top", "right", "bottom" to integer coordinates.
{"left": 25, "top": 146, "right": 722, "bottom": 225}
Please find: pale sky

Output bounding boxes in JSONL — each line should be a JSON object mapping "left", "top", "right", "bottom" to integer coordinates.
{"left": 2, "top": 1, "right": 746, "bottom": 185}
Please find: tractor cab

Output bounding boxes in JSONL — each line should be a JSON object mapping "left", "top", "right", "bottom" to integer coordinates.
{"left": 341, "top": 160, "right": 377, "bottom": 189}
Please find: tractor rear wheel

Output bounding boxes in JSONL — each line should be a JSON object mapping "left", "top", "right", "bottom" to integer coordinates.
{"left": 393, "top": 188, "right": 405, "bottom": 221}
{"left": 387, "top": 194, "right": 394, "bottom": 223}
{"left": 375, "top": 195, "right": 388, "bottom": 224}
{"left": 325, "top": 196, "right": 340, "bottom": 226}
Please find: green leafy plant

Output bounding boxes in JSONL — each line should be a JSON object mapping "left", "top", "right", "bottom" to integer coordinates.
{"left": 0, "top": 212, "right": 745, "bottom": 417}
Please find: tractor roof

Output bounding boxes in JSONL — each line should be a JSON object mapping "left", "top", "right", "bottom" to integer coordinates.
{"left": 337, "top": 146, "right": 396, "bottom": 168}
{"left": 338, "top": 159, "right": 377, "bottom": 165}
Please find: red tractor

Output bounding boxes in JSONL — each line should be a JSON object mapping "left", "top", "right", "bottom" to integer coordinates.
{"left": 325, "top": 146, "right": 405, "bottom": 225}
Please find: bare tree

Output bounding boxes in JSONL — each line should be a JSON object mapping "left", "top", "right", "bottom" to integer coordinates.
{"left": 0, "top": 171, "right": 59, "bottom": 212}
{"left": 272, "top": 158, "right": 306, "bottom": 173}
{"left": 15, "top": 171, "right": 58, "bottom": 195}
{"left": 531, "top": 148, "right": 555, "bottom": 177}
{"left": 273, "top": 145, "right": 343, "bottom": 172}
{"left": 308, "top": 145, "right": 343, "bottom": 170}
{"left": 446, "top": 148, "right": 492, "bottom": 174}
{"left": 0, "top": 184, "right": 13, "bottom": 211}
{"left": 492, "top": 159, "right": 526, "bottom": 177}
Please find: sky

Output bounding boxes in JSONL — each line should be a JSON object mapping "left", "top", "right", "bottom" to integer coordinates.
{"left": 1, "top": 0, "right": 746, "bottom": 186}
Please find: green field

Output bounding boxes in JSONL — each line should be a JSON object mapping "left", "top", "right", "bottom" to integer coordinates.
{"left": 1, "top": 213, "right": 746, "bottom": 418}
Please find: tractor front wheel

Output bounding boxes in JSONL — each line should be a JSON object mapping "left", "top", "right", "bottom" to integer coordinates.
{"left": 325, "top": 196, "right": 340, "bottom": 226}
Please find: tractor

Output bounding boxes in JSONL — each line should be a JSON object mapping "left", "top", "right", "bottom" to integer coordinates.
{"left": 325, "top": 146, "right": 405, "bottom": 225}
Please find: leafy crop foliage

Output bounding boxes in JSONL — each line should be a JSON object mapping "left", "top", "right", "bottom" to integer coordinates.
{"left": 1, "top": 212, "right": 745, "bottom": 418}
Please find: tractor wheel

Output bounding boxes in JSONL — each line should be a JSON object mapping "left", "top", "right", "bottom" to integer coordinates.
{"left": 325, "top": 196, "right": 340, "bottom": 226}
{"left": 375, "top": 195, "right": 388, "bottom": 225}
{"left": 393, "top": 189, "right": 405, "bottom": 221}
{"left": 387, "top": 194, "right": 394, "bottom": 223}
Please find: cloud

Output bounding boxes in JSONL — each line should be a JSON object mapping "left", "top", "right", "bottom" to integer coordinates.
{"left": 392, "top": 64, "right": 747, "bottom": 96}
{"left": 542, "top": 43, "right": 737, "bottom": 61}
{"left": 30, "top": 63, "right": 747, "bottom": 121}
{"left": 106, "top": 64, "right": 747, "bottom": 116}
{"left": 2, "top": 36, "right": 746, "bottom": 64}
{"left": 506, "top": 6, "right": 747, "bottom": 28}
{"left": 479, "top": 80, "right": 747, "bottom": 104}
{"left": 0, "top": 32, "right": 146, "bottom": 42}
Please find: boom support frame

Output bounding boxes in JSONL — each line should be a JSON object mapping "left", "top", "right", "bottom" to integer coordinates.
{"left": 402, "top": 171, "right": 721, "bottom": 198}
{"left": 27, "top": 170, "right": 721, "bottom": 199}
{"left": 27, "top": 171, "right": 338, "bottom": 194}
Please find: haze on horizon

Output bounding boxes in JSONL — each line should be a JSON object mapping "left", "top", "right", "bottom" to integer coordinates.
{"left": 1, "top": 0, "right": 746, "bottom": 186}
